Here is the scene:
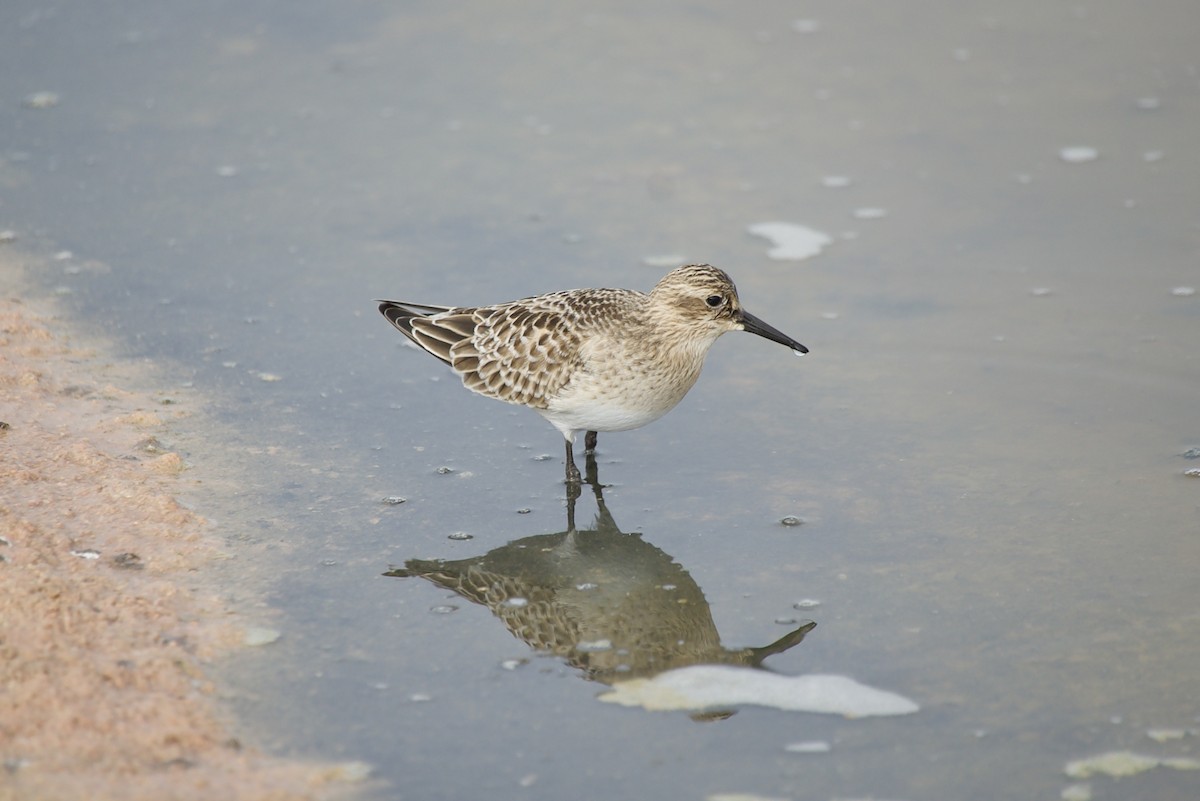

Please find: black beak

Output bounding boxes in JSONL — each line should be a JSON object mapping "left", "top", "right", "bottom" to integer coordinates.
{"left": 740, "top": 310, "right": 808, "bottom": 354}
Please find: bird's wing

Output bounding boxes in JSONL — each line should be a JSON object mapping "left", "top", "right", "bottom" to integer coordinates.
{"left": 449, "top": 297, "right": 584, "bottom": 409}
{"left": 378, "top": 301, "right": 465, "bottom": 366}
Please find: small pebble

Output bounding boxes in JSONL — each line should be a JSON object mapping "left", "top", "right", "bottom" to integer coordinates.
{"left": 111, "top": 552, "right": 143, "bottom": 570}
{"left": 71, "top": 548, "right": 101, "bottom": 560}
{"left": 1184, "top": 468, "right": 1200, "bottom": 478}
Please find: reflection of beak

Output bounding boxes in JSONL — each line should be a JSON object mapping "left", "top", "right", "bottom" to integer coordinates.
{"left": 740, "top": 310, "right": 808, "bottom": 354}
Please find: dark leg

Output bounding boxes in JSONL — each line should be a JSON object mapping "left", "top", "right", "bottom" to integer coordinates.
{"left": 564, "top": 438, "right": 582, "bottom": 484}
{"left": 584, "top": 430, "right": 598, "bottom": 453}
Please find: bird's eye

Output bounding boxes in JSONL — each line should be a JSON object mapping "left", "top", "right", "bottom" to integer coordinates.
{"left": 705, "top": 294, "right": 724, "bottom": 308}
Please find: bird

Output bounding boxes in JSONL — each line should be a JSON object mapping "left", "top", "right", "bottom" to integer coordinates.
{"left": 378, "top": 263, "right": 807, "bottom": 483}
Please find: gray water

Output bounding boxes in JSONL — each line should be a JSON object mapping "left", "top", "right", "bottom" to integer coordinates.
{"left": 3, "top": 2, "right": 1198, "bottom": 799}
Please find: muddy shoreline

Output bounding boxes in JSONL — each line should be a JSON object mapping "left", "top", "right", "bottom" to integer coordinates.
{"left": 1, "top": 251, "right": 368, "bottom": 801}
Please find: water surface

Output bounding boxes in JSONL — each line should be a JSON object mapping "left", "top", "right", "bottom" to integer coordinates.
{"left": 3, "top": 2, "right": 1198, "bottom": 799}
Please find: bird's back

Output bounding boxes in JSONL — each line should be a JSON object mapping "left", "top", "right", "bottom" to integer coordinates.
{"left": 378, "top": 288, "right": 646, "bottom": 411}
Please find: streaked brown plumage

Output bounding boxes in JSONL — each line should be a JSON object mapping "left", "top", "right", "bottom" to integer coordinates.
{"left": 378, "top": 264, "right": 806, "bottom": 481}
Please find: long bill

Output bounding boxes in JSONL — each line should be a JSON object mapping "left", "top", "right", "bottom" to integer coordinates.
{"left": 740, "top": 309, "right": 808, "bottom": 355}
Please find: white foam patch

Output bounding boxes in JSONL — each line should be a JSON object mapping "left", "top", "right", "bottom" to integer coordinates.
{"left": 747, "top": 222, "right": 833, "bottom": 261}
{"left": 598, "top": 665, "right": 919, "bottom": 717}
{"left": 1059, "top": 146, "right": 1099, "bottom": 163}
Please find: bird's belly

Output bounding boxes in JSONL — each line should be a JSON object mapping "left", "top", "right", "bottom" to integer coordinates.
{"left": 540, "top": 397, "right": 672, "bottom": 435}
{"left": 542, "top": 365, "right": 700, "bottom": 435}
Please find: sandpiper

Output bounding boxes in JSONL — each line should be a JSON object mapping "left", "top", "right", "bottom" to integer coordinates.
{"left": 378, "top": 264, "right": 807, "bottom": 483}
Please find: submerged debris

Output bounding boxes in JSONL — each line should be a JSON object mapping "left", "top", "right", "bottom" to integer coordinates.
{"left": 1064, "top": 750, "right": 1200, "bottom": 779}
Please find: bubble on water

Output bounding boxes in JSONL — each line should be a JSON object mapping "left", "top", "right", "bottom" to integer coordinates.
{"left": 780, "top": 516, "right": 805, "bottom": 527}
{"left": 70, "top": 548, "right": 101, "bottom": 560}
{"left": 852, "top": 207, "right": 888, "bottom": 220}
{"left": 820, "top": 175, "right": 851, "bottom": 188}
{"left": 243, "top": 627, "right": 281, "bottom": 646}
{"left": 576, "top": 639, "right": 612, "bottom": 652}
{"left": 792, "top": 19, "right": 821, "bottom": 33}
{"left": 1146, "top": 728, "right": 1189, "bottom": 743}
{"left": 501, "top": 597, "right": 528, "bottom": 608}
{"left": 531, "top": 454, "right": 553, "bottom": 462}
{"left": 1061, "top": 783, "right": 1092, "bottom": 801}
{"left": 1059, "top": 146, "right": 1099, "bottom": 164}
{"left": 23, "top": 91, "right": 60, "bottom": 109}
{"left": 436, "top": 466, "right": 454, "bottom": 474}
{"left": 1170, "top": 286, "right": 1195, "bottom": 297}
{"left": 793, "top": 599, "right": 821, "bottom": 609}
{"left": 1135, "top": 96, "right": 1161, "bottom": 111}
{"left": 516, "top": 507, "right": 532, "bottom": 514}
{"left": 380, "top": 495, "right": 407, "bottom": 505}
{"left": 775, "top": 617, "right": 798, "bottom": 625}
{"left": 447, "top": 531, "right": 473, "bottom": 541}
{"left": 430, "top": 605, "right": 458, "bottom": 614}
{"left": 785, "top": 740, "right": 831, "bottom": 754}
{"left": 575, "top": 582, "right": 599, "bottom": 591}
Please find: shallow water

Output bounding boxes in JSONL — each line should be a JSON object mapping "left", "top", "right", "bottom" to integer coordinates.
{"left": 4, "top": 1, "right": 1198, "bottom": 799}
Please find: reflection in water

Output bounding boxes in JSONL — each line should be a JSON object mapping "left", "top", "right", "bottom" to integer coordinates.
{"left": 386, "top": 454, "right": 815, "bottom": 694}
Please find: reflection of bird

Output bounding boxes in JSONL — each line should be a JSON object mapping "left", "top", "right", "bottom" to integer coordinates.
{"left": 378, "top": 264, "right": 807, "bottom": 483}
{"left": 388, "top": 456, "right": 814, "bottom": 687}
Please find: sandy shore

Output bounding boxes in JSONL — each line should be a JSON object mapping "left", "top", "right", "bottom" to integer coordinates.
{"left": 0, "top": 253, "right": 367, "bottom": 801}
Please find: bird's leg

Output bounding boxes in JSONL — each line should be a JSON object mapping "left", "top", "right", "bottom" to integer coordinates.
{"left": 584, "top": 430, "right": 598, "bottom": 453}
{"left": 564, "top": 438, "right": 582, "bottom": 485}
